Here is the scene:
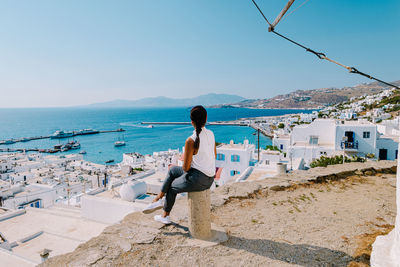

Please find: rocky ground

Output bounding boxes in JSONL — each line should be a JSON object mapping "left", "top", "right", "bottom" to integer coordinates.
{"left": 41, "top": 161, "right": 397, "bottom": 267}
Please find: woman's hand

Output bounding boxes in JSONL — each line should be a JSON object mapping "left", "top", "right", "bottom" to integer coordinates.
{"left": 183, "top": 138, "right": 195, "bottom": 172}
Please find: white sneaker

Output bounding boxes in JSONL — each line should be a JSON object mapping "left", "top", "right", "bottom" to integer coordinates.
{"left": 142, "top": 199, "right": 164, "bottom": 214}
{"left": 154, "top": 215, "right": 171, "bottom": 224}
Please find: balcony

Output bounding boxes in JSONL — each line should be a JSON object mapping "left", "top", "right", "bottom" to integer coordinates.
{"left": 340, "top": 141, "right": 359, "bottom": 150}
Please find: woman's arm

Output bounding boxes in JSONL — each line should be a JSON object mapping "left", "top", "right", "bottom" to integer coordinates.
{"left": 183, "top": 137, "right": 195, "bottom": 172}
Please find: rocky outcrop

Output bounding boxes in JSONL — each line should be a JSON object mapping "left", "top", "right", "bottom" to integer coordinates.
{"left": 39, "top": 160, "right": 397, "bottom": 267}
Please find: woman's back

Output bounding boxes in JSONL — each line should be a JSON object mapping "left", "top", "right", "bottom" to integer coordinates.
{"left": 189, "top": 127, "right": 215, "bottom": 177}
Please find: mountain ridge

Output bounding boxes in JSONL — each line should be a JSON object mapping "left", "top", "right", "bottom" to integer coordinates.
{"left": 212, "top": 80, "right": 400, "bottom": 109}
{"left": 86, "top": 93, "right": 246, "bottom": 108}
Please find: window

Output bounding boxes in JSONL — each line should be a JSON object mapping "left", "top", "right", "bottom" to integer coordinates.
{"left": 363, "top": 131, "right": 370, "bottom": 138}
{"left": 265, "top": 160, "right": 270, "bottom": 165}
{"left": 216, "top": 153, "right": 225, "bottom": 161}
{"left": 231, "top": 155, "right": 240, "bottom": 162}
{"left": 309, "top": 136, "right": 319, "bottom": 145}
{"left": 396, "top": 150, "right": 398, "bottom": 160}
{"left": 280, "top": 144, "right": 284, "bottom": 150}
{"left": 230, "top": 170, "right": 240, "bottom": 176}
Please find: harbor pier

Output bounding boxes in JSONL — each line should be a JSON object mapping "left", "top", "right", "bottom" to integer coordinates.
{"left": 0, "top": 128, "right": 125, "bottom": 146}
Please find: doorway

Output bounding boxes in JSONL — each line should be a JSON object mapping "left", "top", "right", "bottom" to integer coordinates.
{"left": 379, "top": 149, "right": 388, "bottom": 160}
{"left": 345, "top": 131, "right": 354, "bottom": 143}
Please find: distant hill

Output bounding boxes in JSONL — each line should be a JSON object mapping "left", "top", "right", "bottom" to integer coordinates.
{"left": 86, "top": 93, "right": 246, "bottom": 108}
{"left": 212, "top": 80, "right": 400, "bottom": 109}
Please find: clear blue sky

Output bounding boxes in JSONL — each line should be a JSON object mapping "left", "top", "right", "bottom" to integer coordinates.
{"left": 0, "top": 0, "right": 399, "bottom": 107}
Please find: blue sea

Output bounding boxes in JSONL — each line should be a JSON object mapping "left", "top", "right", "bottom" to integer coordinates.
{"left": 0, "top": 108, "right": 312, "bottom": 164}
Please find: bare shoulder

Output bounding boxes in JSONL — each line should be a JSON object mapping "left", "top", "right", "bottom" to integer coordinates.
{"left": 186, "top": 137, "right": 194, "bottom": 145}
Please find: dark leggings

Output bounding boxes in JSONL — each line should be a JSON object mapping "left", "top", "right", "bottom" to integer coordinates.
{"left": 161, "top": 166, "right": 214, "bottom": 212}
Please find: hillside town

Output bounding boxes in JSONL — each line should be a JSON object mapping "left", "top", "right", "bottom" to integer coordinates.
{"left": 1, "top": 87, "right": 400, "bottom": 265}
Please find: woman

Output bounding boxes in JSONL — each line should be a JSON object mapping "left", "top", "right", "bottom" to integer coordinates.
{"left": 143, "top": 105, "right": 216, "bottom": 224}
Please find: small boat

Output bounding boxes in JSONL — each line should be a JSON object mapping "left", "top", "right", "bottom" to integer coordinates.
{"left": 79, "top": 150, "right": 87, "bottom": 154}
{"left": 146, "top": 125, "right": 154, "bottom": 128}
{"left": 75, "top": 129, "right": 100, "bottom": 135}
{"left": 105, "top": 159, "right": 114, "bottom": 164}
{"left": 71, "top": 142, "right": 81, "bottom": 150}
{"left": 4, "top": 139, "right": 16, "bottom": 145}
{"left": 114, "top": 141, "right": 126, "bottom": 147}
{"left": 50, "top": 130, "right": 74, "bottom": 139}
{"left": 114, "top": 135, "right": 126, "bottom": 147}
{"left": 20, "top": 138, "right": 30, "bottom": 142}
{"left": 54, "top": 144, "right": 63, "bottom": 150}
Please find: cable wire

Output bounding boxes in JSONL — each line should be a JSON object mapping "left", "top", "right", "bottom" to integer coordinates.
{"left": 251, "top": 0, "right": 273, "bottom": 28}
{"left": 251, "top": 0, "right": 400, "bottom": 89}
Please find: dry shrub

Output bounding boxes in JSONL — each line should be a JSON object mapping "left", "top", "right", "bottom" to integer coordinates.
{"left": 347, "top": 223, "right": 394, "bottom": 266}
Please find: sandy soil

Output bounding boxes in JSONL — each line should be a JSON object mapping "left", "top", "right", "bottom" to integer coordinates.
{"left": 108, "top": 173, "right": 396, "bottom": 267}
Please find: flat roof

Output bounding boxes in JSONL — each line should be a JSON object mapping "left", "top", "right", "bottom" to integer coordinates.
{"left": 0, "top": 206, "right": 108, "bottom": 264}
{"left": 246, "top": 169, "right": 277, "bottom": 181}
{"left": 217, "top": 143, "right": 254, "bottom": 150}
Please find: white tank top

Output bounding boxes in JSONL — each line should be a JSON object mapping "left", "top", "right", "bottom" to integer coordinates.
{"left": 189, "top": 127, "right": 216, "bottom": 177}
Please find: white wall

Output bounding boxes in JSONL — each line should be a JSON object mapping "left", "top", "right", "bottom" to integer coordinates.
{"left": 216, "top": 146, "right": 253, "bottom": 182}
{"left": 258, "top": 152, "right": 281, "bottom": 170}
{"left": 334, "top": 124, "right": 376, "bottom": 156}
{"left": 81, "top": 195, "right": 143, "bottom": 224}
{"left": 291, "top": 120, "right": 336, "bottom": 146}
{"left": 272, "top": 138, "right": 290, "bottom": 153}
{"left": 3, "top": 185, "right": 57, "bottom": 209}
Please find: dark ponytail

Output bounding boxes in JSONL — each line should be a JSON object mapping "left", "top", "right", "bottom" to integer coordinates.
{"left": 190, "top": 105, "right": 207, "bottom": 150}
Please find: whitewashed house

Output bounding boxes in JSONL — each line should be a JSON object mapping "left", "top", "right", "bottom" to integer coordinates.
{"left": 257, "top": 150, "right": 281, "bottom": 170}
{"left": 2, "top": 184, "right": 59, "bottom": 209}
{"left": 215, "top": 140, "right": 255, "bottom": 185}
{"left": 273, "top": 119, "right": 399, "bottom": 166}
{"left": 299, "top": 112, "right": 317, "bottom": 123}
{"left": 121, "top": 153, "right": 145, "bottom": 169}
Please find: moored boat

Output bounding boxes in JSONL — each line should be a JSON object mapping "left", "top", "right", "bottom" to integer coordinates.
{"left": 114, "top": 141, "right": 126, "bottom": 147}
{"left": 50, "top": 130, "right": 74, "bottom": 139}
{"left": 75, "top": 129, "right": 100, "bottom": 135}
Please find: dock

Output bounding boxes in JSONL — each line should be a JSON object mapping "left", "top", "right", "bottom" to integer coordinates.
{"left": 0, "top": 128, "right": 125, "bottom": 145}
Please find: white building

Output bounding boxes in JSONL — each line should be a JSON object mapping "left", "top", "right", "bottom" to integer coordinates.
{"left": 120, "top": 153, "right": 145, "bottom": 169}
{"left": 273, "top": 119, "right": 398, "bottom": 166}
{"left": 1, "top": 184, "right": 59, "bottom": 209}
{"left": 215, "top": 140, "right": 255, "bottom": 185}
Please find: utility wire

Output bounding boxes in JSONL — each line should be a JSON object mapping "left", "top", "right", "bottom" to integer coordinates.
{"left": 251, "top": 0, "right": 273, "bottom": 28}
{"left": 251, "top": 0, "right": 400, "bottom": 89}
